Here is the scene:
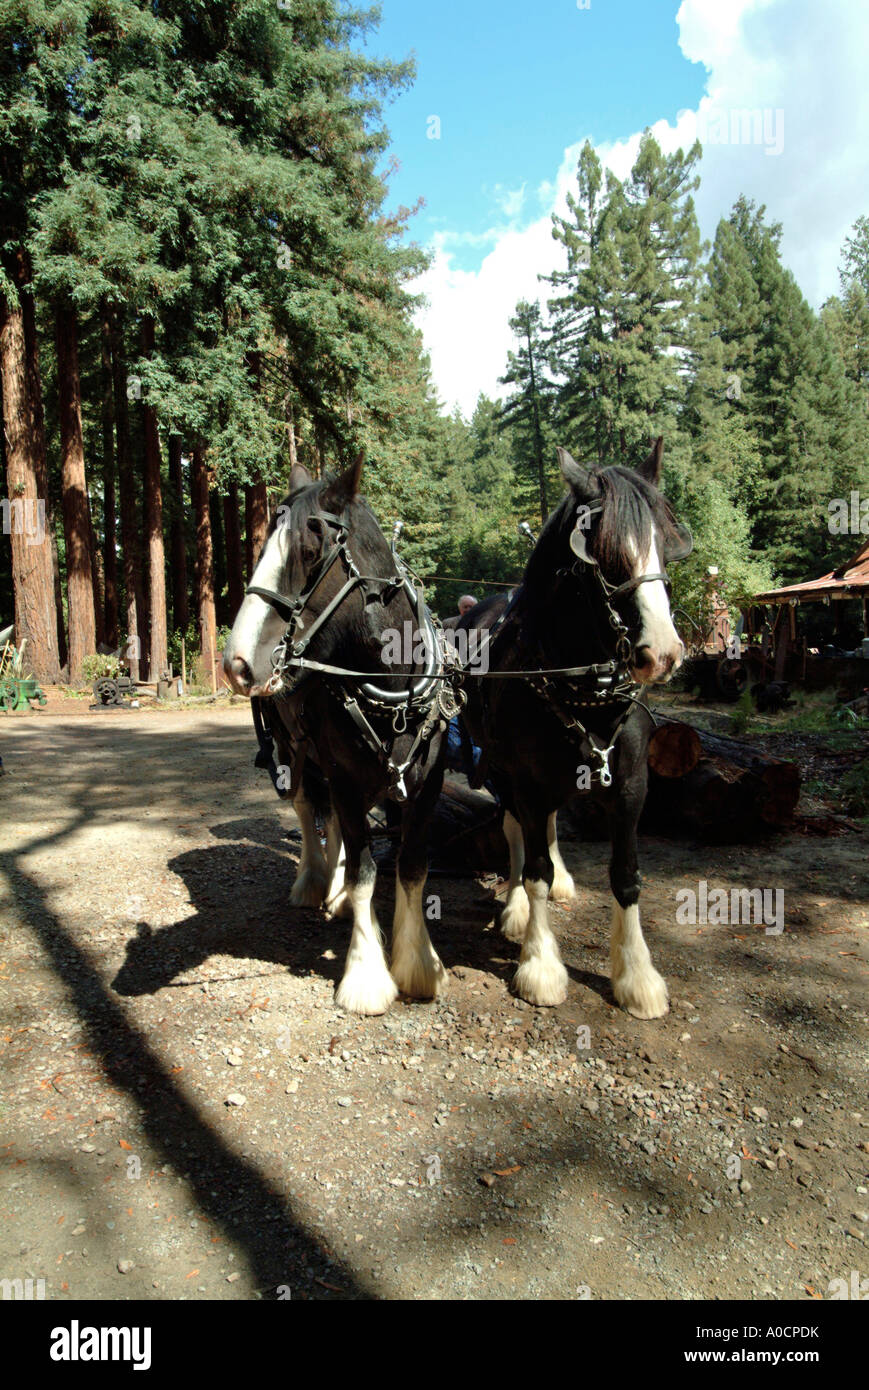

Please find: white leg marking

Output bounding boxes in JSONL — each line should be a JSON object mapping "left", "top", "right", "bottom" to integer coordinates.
{"left": 513, "top": 879, "right": 568, "bottom": 1007}
{"left": 610, "top": 901, "right": 669, "bottom": 1019}
{"left": 547, "top": 812, "right": 577, "bottom": 906}
{"left": 289, "top": 795, "right": 328, "bottom": 907}
{"left": 323, "top": 813, "right": 350, "bottom": 918}
{"left": 500, "top": 811, "right": 529, "bottom": 942}
{"left": 335, "top": 848, "right": 397, "bottom": 1016}
{"left": 390, "top": 877, "right": 447, "bottom": 999}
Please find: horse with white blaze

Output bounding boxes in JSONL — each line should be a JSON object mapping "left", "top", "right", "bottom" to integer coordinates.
{"left": 458, "top": 438, "right": 692, "bottom": 1019}
{"left": 223, "top": 455, "right": 452, "bottom": 1016}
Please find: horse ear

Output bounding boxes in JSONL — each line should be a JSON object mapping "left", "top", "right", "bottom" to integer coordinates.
{"left": 637, "top": 436, "right": 664, "bottom": 485}
{"left": 558, "top": 447, "right": 597, "bottom": 497}
{"left": 289, "top": 464, "right": 312, "bottom": 491}
{"left": 321, "top": 450, "right": 364, "bottom": 514}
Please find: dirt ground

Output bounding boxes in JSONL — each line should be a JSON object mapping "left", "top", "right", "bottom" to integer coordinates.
{"left": 1, "top": 697, "right": 867, "bottom": 1301}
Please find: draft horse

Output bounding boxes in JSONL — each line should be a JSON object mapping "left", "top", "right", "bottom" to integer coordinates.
{"left": 223, "top": 456, "right": 453, "bottom": 1015}
{"left": 460, "top": 438, "right": 692, "bottom": 1019}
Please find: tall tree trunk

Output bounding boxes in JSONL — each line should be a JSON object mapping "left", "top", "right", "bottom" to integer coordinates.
{"left": 244, "top": 479, "right": 268, "bottom": 582}
{"left": 109, "top": 311, "right": 144, "bottom": 681}
{"left": 210, "top": 489, "right": 228, "bottom": 628}
{"left": 191, "top": 446, "right": 216, "bottom": 686}
{"left": 243, "top": 348, "right": 269, "bottom": 580}
{"left": 286, "top": 400, "right": 298, "bottom": 469}
{"left": 54, "top": 302, "right": 96, "bottom": 681}
{"left": 88, "top": 492, "right": 105, "bottom": 648}
{"left": 141, "top": 317, "right": 167, "bottom": 679}
{"left": 0, "top": 285, "right": 60, "bottom": 683}
{"left": 100, "top": 315, "right": 119, "bottom": 647}
{"left": 19, "top": 257, "right": 66, "bottom": 669}
{"left": 168, "top": 435, "right": 188, "bottom": 634}
{"left": 223, "top": 482, "right": 244, "bottom": 619}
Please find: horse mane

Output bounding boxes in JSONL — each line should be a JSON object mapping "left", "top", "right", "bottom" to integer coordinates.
{"left": 525, "top": 464, "right": 684, "bottom": 590}
{"left": 272, "top": 474, "right": 392, "bottom": 571}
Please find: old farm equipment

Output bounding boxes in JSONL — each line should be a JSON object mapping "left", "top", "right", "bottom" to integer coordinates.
{"left": 0, "top": 637, "right": 47, "bottom": 712}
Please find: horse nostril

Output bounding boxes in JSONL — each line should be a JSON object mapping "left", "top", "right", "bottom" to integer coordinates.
{"left": 227, "top": 655, "right": 253, "bottom": 693}
{"left": 634, "top": 646, "right": 654, "bottom": 671}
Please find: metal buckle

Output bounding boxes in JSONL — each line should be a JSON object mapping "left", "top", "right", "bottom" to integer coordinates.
{"left": 595, "top": 746, "right": 614, "bottom": 787}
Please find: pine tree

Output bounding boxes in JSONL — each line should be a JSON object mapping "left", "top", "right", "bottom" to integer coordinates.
{"left": 499, "top": 300, "right": 557, "bottom": 525}
{"left": 546, "top": 134, "right": 703, "bottom": 469}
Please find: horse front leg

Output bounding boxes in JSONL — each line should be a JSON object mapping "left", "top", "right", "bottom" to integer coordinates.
{"left": 331, "top": 780, "right": 397, "bottom": 1016}
{"left": 512, "top": 801, "right": 569, "bottom": 1007}
{"left": 607, "top": 803, "right": 668, "bottom": 1020}
{"left": 391, "top": 758, "right": 447, "bottom": 1000}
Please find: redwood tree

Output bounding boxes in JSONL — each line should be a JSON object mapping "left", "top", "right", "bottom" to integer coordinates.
{"left": 54, "top": 301, "right": 96, "bottom": 679}
{"left": 141, "top": 317, "right": 167, "bottom": 678}
{"left": 1, "top": 283, "right": 60, "bottom": 682}
{"left": 223, "top": 481, "right": 244, "bottom": 620}
{"left": 168, "top": 436, "right": 188, "bottom": 634}
{"left": 244, "top": 479, "right": 268, "bottom": 581}
{"left": 191, "top": 446, "right": 217, "bottom": 686}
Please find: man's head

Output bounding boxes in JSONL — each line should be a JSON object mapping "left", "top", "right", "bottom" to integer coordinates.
{"left": 458, "top": 594, "right": 477, "bottom": 616}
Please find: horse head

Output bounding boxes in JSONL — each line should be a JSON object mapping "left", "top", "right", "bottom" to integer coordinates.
{"left": 556, "top": 437, "right": 691, "bottom": 684}
{"left": 223, "top": 453, "right": 366, "bottom": 697}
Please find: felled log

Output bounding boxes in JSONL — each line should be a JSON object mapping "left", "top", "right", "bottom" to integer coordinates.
{"left": 644, "top": 717, "right": 800, "bottom": 841}
{"left": 647, "top": 721, "right": 701, "bottom": 778}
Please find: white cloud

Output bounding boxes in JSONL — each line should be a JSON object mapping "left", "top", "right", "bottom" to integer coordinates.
{"left": 414, "top": 0, "right": 869, "bottom": 416}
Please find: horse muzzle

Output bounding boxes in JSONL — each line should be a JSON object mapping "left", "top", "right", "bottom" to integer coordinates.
{"left": 632, "top": 641, "right": 684, "bottom": 685}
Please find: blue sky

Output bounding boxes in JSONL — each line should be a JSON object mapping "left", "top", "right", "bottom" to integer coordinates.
{"left": 371, "top": 0, "right": 706, "bottom": 272}
{"left": 359, "top": 1, "right": 869, "bottom": 416}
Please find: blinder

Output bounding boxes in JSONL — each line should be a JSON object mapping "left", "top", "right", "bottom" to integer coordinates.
{"left": 664, "top": 521, "right": 694, "bottom": 564}
{"left": 567, "top": 503, "right": 693, "bottom": 588}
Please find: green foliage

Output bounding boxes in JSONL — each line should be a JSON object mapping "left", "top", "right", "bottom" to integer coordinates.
{"left": 81, "top": 652, "right": 123, "bottom": 684}
{"left": 840, "top": 760, "right": 869, "bottom": 817}
{"left": 729, "top": 689, "right": 754, "bottom": 736}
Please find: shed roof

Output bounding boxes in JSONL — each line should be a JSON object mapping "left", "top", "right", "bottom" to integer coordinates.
{"left": 753, "top": 538, "right": 869, "bottom": 603}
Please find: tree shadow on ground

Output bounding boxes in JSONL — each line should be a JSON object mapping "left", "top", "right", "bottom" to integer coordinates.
{"left": 1, "top": 785, "right": 373, "bottom": 1299}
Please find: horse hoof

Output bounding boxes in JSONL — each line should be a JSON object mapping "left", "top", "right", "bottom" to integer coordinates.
{"left": 549, "top": 872, "right": 577, "bottom": 907}
{"left": 391, "top": 948, "right": 447, "bottom": 1000}
{"left": 513, "top": 955, "right": 568, "bottom": 1007}
{"left": 501, "top": 889, "right": 530, "bottom": 943}
{"left": 612, "top": 967, "right": 669, "bottom": 1020}
{"left": 335, "top": 966, "right": 398, "bottom": 1016}
{"left": 290, "top": 868, "right": 328, "bottom": 908}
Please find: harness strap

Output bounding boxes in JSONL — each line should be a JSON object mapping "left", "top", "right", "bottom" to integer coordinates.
{"left": 342, "top": 693, "right": 444, "bottom": 803}
{"left": 251, "top": 696, "right": 294, "bottom": 799}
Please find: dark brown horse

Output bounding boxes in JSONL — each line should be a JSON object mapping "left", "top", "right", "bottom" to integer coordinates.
{"left": 223, "top": 457, "right": 448, "bottom": 1015}
{"left": 459, "top": 439, "right": 691, "bottom": 1018}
